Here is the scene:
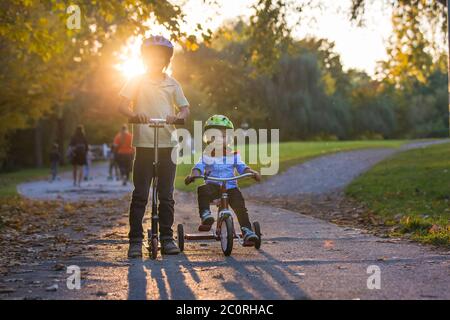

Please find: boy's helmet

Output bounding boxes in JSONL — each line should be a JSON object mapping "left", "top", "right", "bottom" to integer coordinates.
{"left": 204, "top": 115, "right": 234, "bottom": 130}
{"left": 141, "top": 35, "right": 174, "bottom": 59}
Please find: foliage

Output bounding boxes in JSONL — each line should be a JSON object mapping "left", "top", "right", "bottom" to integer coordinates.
{"left": 1, "top": 1, "right": 448, "bottom": 169}
{"left": 174, "top": 21, "right": 447, "bottom": 142}
{"left": 0, "top": 0, "right": 196, "bottom": 162}
{"left": 351, "top": 0, "right": 447, "bottom": 33}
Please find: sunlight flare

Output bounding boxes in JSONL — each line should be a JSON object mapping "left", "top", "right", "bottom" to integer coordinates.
{"left": 115, "top": 37, "right": 146, "bottom": 79}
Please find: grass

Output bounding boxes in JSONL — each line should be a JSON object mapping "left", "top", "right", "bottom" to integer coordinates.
{"left": 175, "top": 139, "right": 406, "bottom": 192}
{"left": 346, "top": 142, "right": 450, "bottom": 247}
{"left": 0, "top": 165, "right": 70, "bottom": 198}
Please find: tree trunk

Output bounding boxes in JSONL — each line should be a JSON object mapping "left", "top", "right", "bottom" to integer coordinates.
{"left": 447, "top": 0, "right": 450, "bottom": 136}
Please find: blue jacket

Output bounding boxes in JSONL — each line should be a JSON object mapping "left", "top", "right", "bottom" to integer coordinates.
{"left": 193, "top": 151, "right": 249, "bottom": 189}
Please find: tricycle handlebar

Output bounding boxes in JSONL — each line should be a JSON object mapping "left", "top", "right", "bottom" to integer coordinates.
{"left": 192, "top": 172, "right": 255, "bottom": 183}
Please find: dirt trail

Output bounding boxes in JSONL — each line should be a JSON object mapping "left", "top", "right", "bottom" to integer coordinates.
{"left": 1, "top": 140, "right": 448, "bottom": 300}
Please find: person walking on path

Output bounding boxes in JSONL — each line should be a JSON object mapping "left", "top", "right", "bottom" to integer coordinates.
{"left": 49, "top": 142, "right": 61, "bottom": 182}
{"left": 84, "top": 146, "right": 94, "bottom": 181}
{"left": 107, "top": 143, "right": 120, "bottom": 181}
{"left": 113, "top": 124, "right": 134, "bottom": 186}
{"left": 69, "top": 125, "right": 89, "bottom": 187}
{"left": 118, "top": 35, "right": 190, "bottom": 258}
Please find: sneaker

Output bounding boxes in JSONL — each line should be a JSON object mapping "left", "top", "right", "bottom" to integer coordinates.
{"left": 161, "top": 239, "right": 180, "bottom": 255}
{"left": 241, "top": 227, "right": 258, "bottom": 245}
{"left": 127, "top": 242, "right": 143, "bottom": 258}
{"left": 200, "top": 210, "right": 215, "bottom": 226}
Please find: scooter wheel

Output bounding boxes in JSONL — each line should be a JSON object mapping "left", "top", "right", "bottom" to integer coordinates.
{"left": 253, "top": 221, "right": 262, "bottom": 250}
{"left": 147, "top": 229, "right": 152, "bottom": 242}
{"left": 151, "top": 237, "right": 158, "bottom": 260}
{"left": 177, "top": 224, "right": 185, "bottom": 252}
{"left": 220, "top": 218, "right": 234, "bottom": 256}
{"left": 147, "top": 229, "right": 152, "bottom": 250}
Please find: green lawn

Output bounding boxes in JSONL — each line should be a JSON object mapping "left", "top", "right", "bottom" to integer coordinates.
{"left": 176, "top": 139, "right": 406, "bottom": 191}
{"left": 0, "top": 166, "right": 70, "bottom": 197}
{"left": 346, "top": 142, "right": 450, "bottom": 246}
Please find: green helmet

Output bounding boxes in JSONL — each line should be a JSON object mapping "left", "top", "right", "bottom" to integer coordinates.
{"left": 204, "top": 115, "right": 234, "bottom": 130}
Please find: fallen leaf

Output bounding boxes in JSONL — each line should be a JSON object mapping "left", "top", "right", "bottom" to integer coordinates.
{"left": 0, "top": 287, "right": 16, "bottom": 294}
{"left": 53, "top": 263, "right": 65, "bottom": 271}
{"left": 45, "top": 284, "right": 58, "bottom": 292}
{"left": 323, "top": 240, "right": 334, "bottom": 249}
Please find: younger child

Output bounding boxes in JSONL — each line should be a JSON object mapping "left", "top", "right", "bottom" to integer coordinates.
{"left": 185, "top": 115, "right": 261, "bottom": 244}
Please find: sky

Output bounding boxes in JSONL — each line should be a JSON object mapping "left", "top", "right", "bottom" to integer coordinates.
{"left": 178, "top": 0, "right": 394, "bottom": 76}
{"left": 117, "top": 0, "right": 395, "bottom": 78}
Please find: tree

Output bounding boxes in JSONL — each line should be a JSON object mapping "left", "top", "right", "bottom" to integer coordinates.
{"left": 0, "top": 0, "right": 191, "bottom": 163}
{"left": 351, "top": 0, "right": 447, "bottom": 31}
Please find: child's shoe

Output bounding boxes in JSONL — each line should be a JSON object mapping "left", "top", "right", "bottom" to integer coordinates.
{"left": 127, "top": 241, "right": 143, "bottom": 258}
{"left": 161, "top": 239, "right": 180, "bottom": 255}
{"left": 198, "top": 210, "right": 215, "bottom": 231}
{"left": 241, "top": 227, "right": 258, "bottom": 246}
{"left": 200, "top": 210, "right": 215, "bottom": 226}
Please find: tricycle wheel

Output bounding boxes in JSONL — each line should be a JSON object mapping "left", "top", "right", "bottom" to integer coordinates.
{"left": 220, "top": 218, "right": 234, "bottom": 256}
{"left": 253, "top": 221, "right": 262, "bottom": 249}
{"left": 177, "top": 224, "right": 185, "bottom": 252}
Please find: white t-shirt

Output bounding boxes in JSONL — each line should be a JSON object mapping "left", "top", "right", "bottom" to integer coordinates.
{"left": 119, "top": 73, "right": 189, "bottom": 148}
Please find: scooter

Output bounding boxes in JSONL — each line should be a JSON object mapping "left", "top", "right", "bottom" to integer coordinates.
{"left": 180, "top": 173, "right": 262, "bottom": 256}
{"left": 129, "top": 116, "right": 184, "bottom": 259}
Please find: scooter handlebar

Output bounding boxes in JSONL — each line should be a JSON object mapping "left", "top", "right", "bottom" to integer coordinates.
{"left": 128, "top": 117, "right": 185, "bottom": 125}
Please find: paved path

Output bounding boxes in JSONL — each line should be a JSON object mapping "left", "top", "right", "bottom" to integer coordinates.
{"left": 246, "top": 140, "right": 449, "bottom": 198}
{"left": 17, "top": 162, "right": 132, "bottom": 201}
{"left": 3, "top": 140, "right": 448, "bottom": 300}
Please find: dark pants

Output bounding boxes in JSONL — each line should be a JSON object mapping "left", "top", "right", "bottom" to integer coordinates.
{"left": 129, "top": 147, "right": 176, "bottom": 242}
{"left": 117, "top": 153, "right": 133, "bottom": 180}
{"left": 50, "top": 161, "right": 59, "bottom": 181}
{"left": 197, "top": 184, "right": 252, "bottom": 230}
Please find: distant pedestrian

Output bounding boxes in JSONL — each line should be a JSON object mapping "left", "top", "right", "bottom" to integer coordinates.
{"left": 49, "top": 142, "right": 61, "bottom": 182}
{"left": 107, "top": 143, "right": 120, "bottom": 181}
{"left": 84, "top": 146, "right": 94, "bottom": 181}
{"left": 113, "top": 124, "right": 134, "bottom": 186}
{"left": 69, "top": 125, "right": 89, "bottom": 187}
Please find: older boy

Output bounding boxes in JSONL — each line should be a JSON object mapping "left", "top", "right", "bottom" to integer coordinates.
{"left": 118, "top": 36, "right": 190, "bottom": 258}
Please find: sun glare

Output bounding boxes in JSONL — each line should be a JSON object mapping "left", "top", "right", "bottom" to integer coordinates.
{"left": 116, "top": 37, "right": 146, "bottom": 79}
{"left": 118, "top": 57, "right": 146, "bottom": 79}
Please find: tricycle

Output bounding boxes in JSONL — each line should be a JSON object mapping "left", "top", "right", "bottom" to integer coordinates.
{"left": 180, "top": 173, "right": 262, "bottom": 256}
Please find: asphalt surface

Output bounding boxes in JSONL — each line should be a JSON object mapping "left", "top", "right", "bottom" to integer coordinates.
{"left": 246, "top": 139, "right": 450, "bottom": 198}
{"left": 17, "top": 163, "right": 133, "bottom": 201}
{"left": 5, "top": 140, "right": 450, "bottom": 300}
